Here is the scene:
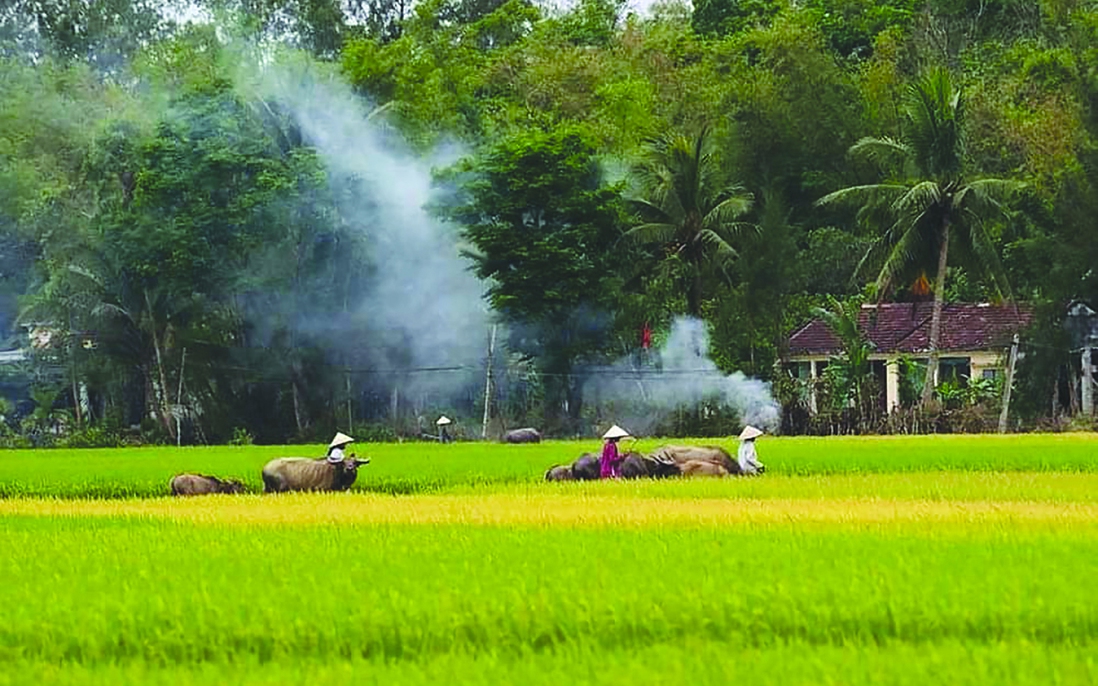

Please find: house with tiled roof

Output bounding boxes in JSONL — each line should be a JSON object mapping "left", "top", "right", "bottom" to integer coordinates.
{"left": 786, "top": 302, "right": 1033, "bottom": 411}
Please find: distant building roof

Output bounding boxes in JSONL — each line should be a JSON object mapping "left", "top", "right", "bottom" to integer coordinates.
{"left": 788, "top": 302, "right": 1033, "bottom": 357}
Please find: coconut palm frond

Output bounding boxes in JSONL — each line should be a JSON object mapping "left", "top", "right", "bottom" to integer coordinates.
{"left": 816, "top": 183, "right": 908, "bottom": 208}
{"left": 65, "top": 263, "right": 105, "bottom": 288}
{"left": 904, "top": 67, "right": 963, "bottom": 178}
{"left": 962, "top": 210, "right": 1013, "bottom": 301}
{"left": 873, "top": 215, "right": 925, "bottom": 296}
{"left": 697, "top": 229, "right": 739, "bottom": 264}
{"left": 702, "top": 192, "right": 753, "bottom": 229}
{"left": 625, "top": 222, "right": 680, "bottom": 246}
{"left": 891, "top": 180, "right": 941, "bottom": 216}
{"left": 956, "top": 178, "right": 1026, "bottom": 216}
{"left": 92, "top": 302, "right": 138, "bottom": 326}
{"left": 850, "top": 137, "right": 910, "bottom": 171}
{"left": 628, "top": 196, "right": 675, "bottom": 224}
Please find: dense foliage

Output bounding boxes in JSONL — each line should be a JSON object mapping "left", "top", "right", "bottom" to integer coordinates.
{"left": 2, "top": 0, "right": 1097, "bottom": 442}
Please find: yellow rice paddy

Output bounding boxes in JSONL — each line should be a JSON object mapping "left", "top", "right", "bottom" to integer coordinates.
{"left": 5, "top": 491, "right": 1098, "bottom": 528}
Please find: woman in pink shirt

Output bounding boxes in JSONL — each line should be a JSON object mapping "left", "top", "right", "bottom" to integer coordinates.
{"left": 599, "top": 425, "right": 630, "bottom": 479}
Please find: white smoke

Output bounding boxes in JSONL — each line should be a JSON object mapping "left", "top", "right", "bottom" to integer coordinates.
{"left": 584, "top": 317, "right": 780, "bottom": 435}
{"left": 248, "top": 57, "right": 490, "bottom": 404}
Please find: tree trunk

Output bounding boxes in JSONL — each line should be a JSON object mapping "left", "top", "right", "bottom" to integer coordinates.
{"left": 145, "top": 290, "right": 176, "bottom": 440}
{"left": 291, "top": 376, "right": 305, "bottom": 436}
{"left": 687, "top": 270, "right": 702, "bottom": 319}
{"left": 920, "top": 218, "right": 951, "bottom": 407}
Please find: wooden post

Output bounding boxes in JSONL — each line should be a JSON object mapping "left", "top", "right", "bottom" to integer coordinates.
{"left": 1083, "top": 345, "right": 1093, "bottom": 416}
{"left": 481, "top": 324, "right": 497, "bottom": 440}
{"left": 998, "top": 334, "right": 1020, "bottom": 434}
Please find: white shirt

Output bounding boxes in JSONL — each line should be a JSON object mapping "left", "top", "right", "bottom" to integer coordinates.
{"left": 737, "top": 440, "right": 764, "bottom": 475}
{"left": 327, "top": 446, "right": 346, "bottom": 463}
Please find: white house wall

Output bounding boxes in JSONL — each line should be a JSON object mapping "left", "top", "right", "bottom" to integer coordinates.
{"left": 788, "top": 349, "right": 1009, "bottom": 412}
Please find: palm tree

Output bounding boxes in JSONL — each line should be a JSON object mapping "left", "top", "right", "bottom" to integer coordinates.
{"left": 813, "top": 296, "right": 877, "bottom": 430}
{"left": 817, "top": 67, "right": 1024, "bottom": 406}
{"left": 627, "top": 127, "right": 754, "bottom": 318}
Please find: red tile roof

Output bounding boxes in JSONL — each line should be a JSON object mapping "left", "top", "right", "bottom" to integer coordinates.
{"left": 788, "top": 303, "right": 1033, "bottom": 356}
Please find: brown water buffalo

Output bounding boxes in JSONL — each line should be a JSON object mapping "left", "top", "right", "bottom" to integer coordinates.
{"left": 648, "top": 445, "right": 741, "bottom": 475}
{"left": 261, "top": 456, "right": 369, "bottom": 493}
{"left": 503, "top": 428, "right": 542, "bottom": 444}
{"left": 677, "top": 459, "right": 730, "bottom": 477}
{"left": 170, "top": 473, "right": 246, "bottom": 496}
{"left": 620, "top": 453, "right": 681, "bottom": 480}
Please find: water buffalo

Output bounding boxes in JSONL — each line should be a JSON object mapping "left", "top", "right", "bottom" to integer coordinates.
{"left": 261, "top": 456, "right": 370, "bottom": 493}
{"left": 503, "top": 428, "right": 542, "bottom": 444}
{"left": 170, "top": 473, "right": 246, "bottom": 496}
{"left": 544, "top": 465, "right": 574, "bottom": 481}
{"left": 571, "top": 453, "right": 601, "bottom": 481}
{"left": 620, "top": 453, "right": 681, "bottom": 480}
{"left": 649, "top": 445, "right": 741, "bottom": 475}
{"left": 678, "top": 459, "right": 730, "bottom": 477}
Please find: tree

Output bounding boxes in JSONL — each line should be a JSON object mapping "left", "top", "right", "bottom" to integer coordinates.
{"left": 627, "top": 127, "right": 754, "bottom": 319}
{"left": 691, "top": 0, "right": 780, "bottom": 37}
{"left": 6, "top": 0, "right": 170, "bottom": 69}
{"left": 445, "top": 126, "right": 627, "bottom": 430}
{"left": 817, "top": 67, "right": 1024, "bottom": 405}
{"left": 813, "top": 295, "right": 877, "bottom": 430}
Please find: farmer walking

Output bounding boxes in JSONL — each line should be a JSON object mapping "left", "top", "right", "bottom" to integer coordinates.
{"left": 600, "top": 425, "right": 629, "bottom": 479}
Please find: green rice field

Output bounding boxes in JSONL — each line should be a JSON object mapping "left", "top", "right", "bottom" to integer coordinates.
{"left": 1, "top": 434, "right": 1097, "bottom": 684}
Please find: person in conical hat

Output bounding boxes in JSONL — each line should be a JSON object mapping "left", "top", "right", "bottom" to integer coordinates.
{"left": 736, "top": 426, "right": 765, "bottom": 475}
{"left": 436, "top": 416, "right": 453, "bottom": 444}
{"left": 327, "top": 432, "right": 355, "bottom": 463}
{"left": 599, "top": 425, "right": 630, "bottom": 479}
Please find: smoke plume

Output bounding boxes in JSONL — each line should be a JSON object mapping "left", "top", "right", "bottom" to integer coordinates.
{"left": 584, "top": 317, "right": 780, "bottom": 435}
{"left": 251, "top": 58, "right": 490, "bottom": 404}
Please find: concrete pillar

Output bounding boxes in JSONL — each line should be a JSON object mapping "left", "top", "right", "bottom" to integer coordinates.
{"left": 809, "top": 360, "right": 818, "bottom": 414}
{"left": 885, "top": 358, "right": 900, "bottom": 412}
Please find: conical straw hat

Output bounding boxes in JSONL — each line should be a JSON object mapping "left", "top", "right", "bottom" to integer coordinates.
{"left": 738, "top": 426, "right": 763, "bottom": 441}
{"left": 329, "top": 432, "right": 355, "bottom": 448}
{"left": 602, "top": 424, "right": 630, "bottom": 439}
{"left": 436, "top": 416, "right": 452, "bottom": 426}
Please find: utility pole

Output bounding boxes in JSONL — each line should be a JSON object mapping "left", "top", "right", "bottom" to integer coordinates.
{"left": 1083, "top": 344, "right": 1094, "bottom": 416}
{"left": 481, "top": 324, "right": 497, "bottom": 440}
{"left": 346, "top": 371, "right": 353, "bottom": 432}
{"left": 176, "top": 347, "right": 186, "bottom": 447}
{"left": 998, "top": 334, "right": 1020, "bottom": 434}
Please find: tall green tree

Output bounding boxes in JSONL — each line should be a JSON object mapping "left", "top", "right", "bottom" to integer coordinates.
{"left": 445, "top": 126, "right": 627, "bottom": 430}
{"left": 627, "top": 127, "right": 754, "bottom": 319}
{"left": 817, "top": 67, "right": 1024, "bottom": 405}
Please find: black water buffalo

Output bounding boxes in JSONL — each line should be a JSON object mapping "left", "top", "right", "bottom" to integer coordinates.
{"left": 544, "top": 465, "right": 574, "bottom": 481}
{"left": 170, "top": 473, "right": 246, "bottom": 496}
{"left": 620, "top": 453, "right": 681, "bottom": 480}
{"left": 648, "top": 445, "right": 741, "bottom": 476}
{"left": 571, "top": 453, "right": 601, "bottom": 481}
{"left": 261, "top": 456, "right": 370, "bottom": 493}
{"left": 503, "top": 428, "right": 542, "bottom": 444}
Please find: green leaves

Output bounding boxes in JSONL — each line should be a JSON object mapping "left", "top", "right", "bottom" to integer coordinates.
{"left": 627, "top": 126, "right": 754, "bottom": 316}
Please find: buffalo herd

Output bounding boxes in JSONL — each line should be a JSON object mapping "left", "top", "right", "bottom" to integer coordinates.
{"left": 167, "top": 437, "right": 759, "bottom": 496}
{"left": 544, "top": 444, "right": 762, "bottom": 481}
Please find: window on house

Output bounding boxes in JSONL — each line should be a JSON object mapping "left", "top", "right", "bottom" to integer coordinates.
{"left": 938, "top": 357, "right": 972, "bottom": 386}
{"left": 982, "top": 368, "right": 1001, "bottom": 380}
{"left": 790, "top": 361, "right": 812, "bottom": 380}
